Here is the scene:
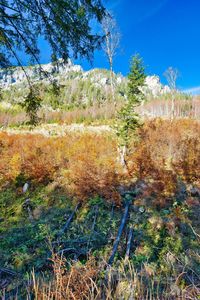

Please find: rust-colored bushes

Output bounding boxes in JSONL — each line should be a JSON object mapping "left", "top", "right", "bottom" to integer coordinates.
{"left": 173, "top": 136, "right": 200, "bottom": 184}
{"left": 0, "top": 131, "right": 122, "bottom": 205}
{"left": 127, "top": 118, "right": 200, "bottom": 195}
{"left": 60, "top": 133, "right": 121, "bottom": 205}
{"left": 0, "top": 118, "right": 199, "bottom": 205}
{"left": 0, "top": 133, "right": 64, "bottom": 183}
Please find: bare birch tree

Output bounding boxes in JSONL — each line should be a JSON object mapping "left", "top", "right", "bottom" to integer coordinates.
{"left": 164, "top": 67, "right": 179, "bottom": 119}
{"left": 102, "top": 13, "right": 121, "bottom": 104}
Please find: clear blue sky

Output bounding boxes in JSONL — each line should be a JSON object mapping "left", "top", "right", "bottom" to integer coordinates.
{"left": 38, "top": 0, "right": 200, "bottom": 93}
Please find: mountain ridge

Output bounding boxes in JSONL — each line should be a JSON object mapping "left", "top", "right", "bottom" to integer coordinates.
{"left": 0, "top": 59, "right": 170, "bottom": 97}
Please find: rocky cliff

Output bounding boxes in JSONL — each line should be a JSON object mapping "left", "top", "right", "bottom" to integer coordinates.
{"left": 0, "top": 59, "right": 82, "bottom": 89}
{"left": 0, "top": 59, "right": 169, "bottom": 96}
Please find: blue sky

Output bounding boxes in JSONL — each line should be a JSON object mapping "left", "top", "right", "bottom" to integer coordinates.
{"left": 38, "top": 0, "right": 200, "bottom": 92}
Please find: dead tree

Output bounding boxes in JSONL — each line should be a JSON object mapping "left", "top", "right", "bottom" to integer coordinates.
{"left": 164, "top": 67, "right": 179, "bottom": 119}
{"left": 102, "top": 13, "right": 121, "bottom": 104}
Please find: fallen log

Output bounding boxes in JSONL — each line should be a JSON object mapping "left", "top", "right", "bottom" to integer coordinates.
{"left": 125, "top": 227, "right": 133, "bottom": 260}
{"left": 57, "top": 247, "right": 87, "bottom": 259}
{"left": 87, "top": 205, "right": 99, "bottom": 250}
{"left": 57, "top": 247, "right": 79, "bottom": 255}
{"left": 57, "top": 202, "right": 80, "bottom": 237}
{"left": 0, "top": 267, "right": 17, "bottom": 276}
{"left": 91, "top": 205, "right": 99, "bottom": 232}
{"left": 108, "top": 201, "right": 130, "bottom": 265}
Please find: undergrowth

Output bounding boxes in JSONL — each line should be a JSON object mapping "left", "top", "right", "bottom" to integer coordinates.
{"left": 0, "top": 118, "right": 199, "bottom": 299}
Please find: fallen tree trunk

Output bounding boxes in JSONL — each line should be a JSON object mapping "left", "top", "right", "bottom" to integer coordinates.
{"left": 125, "top": 227, "right": 133, "bottom": 260}
{"left": 86, "top": 205, "right": 99, "bottom": 251}
{"left": 57, "top": 247, "right": 88, "bottom": 259}
{"left": 57, "top": 203, "right": 80, "bottom": 237}
{"left": 110, "top": 202, "right": 115, "bottom": 221}
{"left": 0, "top": 267, "right": 17, "bottom": 276}
{"left": 108, "top": 202, "right": 130, "bottom": 265}
{"left": 91, "top": 205, "right": 99, "bottom": 232}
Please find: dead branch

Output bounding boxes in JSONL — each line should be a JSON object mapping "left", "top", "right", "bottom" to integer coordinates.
{"left": 108, "top": 201, "right": 130, "bottom": 265}
{"left": 91, "top": 205, "right": 99, "bottom": 232}
{"left": 57, "top": 203, "right": 80, "bottom": 237}
{"left": 87, "top": 205, "right": 99, "bottom": 251}
{"left": 125, "top": 227, "right": 133, "bottom": 260}
{"left": 0, "top": 268, "right": 17, "bottom": 276}
{"left": 57, "top": 248, "right": 87, "bottom": 259}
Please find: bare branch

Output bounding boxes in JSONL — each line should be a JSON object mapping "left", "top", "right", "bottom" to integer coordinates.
{"left": 102, "top": 12, "right": 121, "bottom": 70}
{"left": 164, "top": 67, "right": 179, "bottom": 90}
{"left": 101, "top": 12, "right": 121, "bottom": 101}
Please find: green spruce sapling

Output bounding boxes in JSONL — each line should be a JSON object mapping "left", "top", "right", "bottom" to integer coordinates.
{"left": 116, "top": 54, "right": 146, "bottom": 169}
{"left": 21, "top": 87, "right": 42, "bottom": 126}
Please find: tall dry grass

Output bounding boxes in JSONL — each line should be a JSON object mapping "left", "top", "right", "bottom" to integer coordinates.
{"left": 27, "top": 254, "right": 200, "bottom": 300}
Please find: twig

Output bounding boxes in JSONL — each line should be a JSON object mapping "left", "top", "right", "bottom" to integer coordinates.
{"left": 189, "top": 224, "right": 200, "bottom": 241}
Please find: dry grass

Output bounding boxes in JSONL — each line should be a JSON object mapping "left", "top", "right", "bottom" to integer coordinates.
{"left": 0, "top": 111, "right": 27, "bottom": 127}
{"left": 27, "top": 254, "right": 200, "bottom": 300}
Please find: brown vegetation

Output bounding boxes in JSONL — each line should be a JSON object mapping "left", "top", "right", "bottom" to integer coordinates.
{"left": 0, "top": 102, "right": 122, "bottom": 127}
{"left": 0, "top": 131, "right": 121, "bottom": 205}
{"left": 0, "top": 118, "right": 199, "bottom": 206}
{"left": 30, "top": 254, "right": 200, "bottom": 300}
{"left": 0, "top": 118, "right": 199, "bottom": 299}
{"left": 127, "top": 119, "right": 200, "bottom": 193}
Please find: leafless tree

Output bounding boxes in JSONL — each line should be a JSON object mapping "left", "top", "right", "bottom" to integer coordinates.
{"left": 102, "top": 13, "right": 121, "bottom": 103}
{"left": 164, "top": 67, "right": 180, "bottom": 119}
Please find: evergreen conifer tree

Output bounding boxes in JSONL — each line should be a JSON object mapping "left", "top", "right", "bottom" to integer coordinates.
{"left": 115, "top": 54, "right": 146, "bottom": 168}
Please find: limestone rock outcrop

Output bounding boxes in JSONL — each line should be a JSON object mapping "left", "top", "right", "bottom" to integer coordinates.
{"left": 0, "top": 59, "right": 82, "bottom": 89}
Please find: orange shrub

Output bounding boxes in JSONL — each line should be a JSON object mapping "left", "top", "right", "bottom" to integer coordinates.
{"left": 0, "top": 131, "right": 122, "bottom": 205}
{"left": 0, "top": 133, "right": 64, "bottom": 183}
{"left": 0, "top": 118, "right": 199, "bottom": 205}
{"left": 60, "top": 133, "right": 122, "bottom": 205}
{"left": 127, "top": 118, "right": 200, "bottom": 194}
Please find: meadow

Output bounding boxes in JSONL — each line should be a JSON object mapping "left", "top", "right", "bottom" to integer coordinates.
{"left": 0, "top": 117, "right": 199, "bottom": 299}
{"left": 1, "top": 0, "right": 200, "bottom": 299}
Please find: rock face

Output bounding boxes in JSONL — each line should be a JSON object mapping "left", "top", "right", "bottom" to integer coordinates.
{"left": 0, "top": 59, "right": 82, "bottom": 89}
{"left": 0, "top": 60, "right": 169, "bottom": 97}
{"left": 142, "top": 76, "right": 170, "bottom": 97}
